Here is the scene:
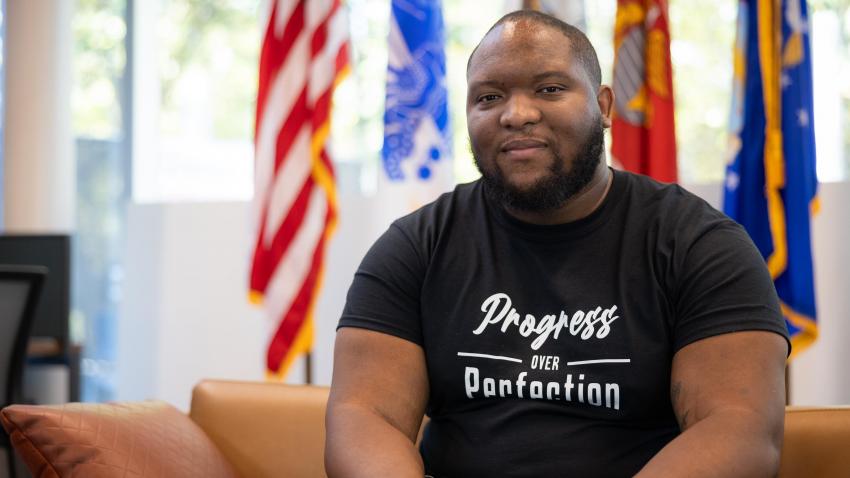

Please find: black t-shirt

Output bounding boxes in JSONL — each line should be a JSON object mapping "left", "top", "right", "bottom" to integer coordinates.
{"left": 338, "top": 169, "right": 789, "bottom": 478}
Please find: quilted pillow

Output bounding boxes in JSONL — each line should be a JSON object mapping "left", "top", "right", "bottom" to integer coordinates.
{"left": 1, "top": 401, "right": 239, "bottom": 478}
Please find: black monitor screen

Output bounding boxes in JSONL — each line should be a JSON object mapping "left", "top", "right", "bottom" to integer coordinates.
{"left": 0, "top": 235, "right": 70, "bottom": 344}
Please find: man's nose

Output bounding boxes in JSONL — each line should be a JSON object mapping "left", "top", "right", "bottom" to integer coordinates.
{"left": 499, "top": 94, "right": 541, "bottom": 129}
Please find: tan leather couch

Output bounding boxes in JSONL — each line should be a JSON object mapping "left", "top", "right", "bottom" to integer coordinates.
{"left": 195, "top": 383, "right": 850, "bottom": 477}
{"left": 4, "top": 380, "right": 850, "bottom": 477}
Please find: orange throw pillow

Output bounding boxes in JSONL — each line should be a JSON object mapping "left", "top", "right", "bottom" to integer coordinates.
{"left": 1, "top": 401, "right": 239, "bottom": 478}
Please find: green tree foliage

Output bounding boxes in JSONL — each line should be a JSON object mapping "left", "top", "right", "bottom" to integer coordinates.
{"left": 73, "top": 0, "right": 126, "bottom": 138}
{"left": 157, "top": 0, "right": 259, "bottom": 139}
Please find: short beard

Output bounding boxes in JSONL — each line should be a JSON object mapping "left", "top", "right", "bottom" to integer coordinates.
{"left": 473, "top": 122, "right": 605, "bottom": 212}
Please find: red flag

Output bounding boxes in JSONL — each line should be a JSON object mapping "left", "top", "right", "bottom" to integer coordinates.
{"left": 611, "top": 0, "right": 677, "bottom": 183}
{"left": 250, "top": 0, "right": 350, "bottom": 378}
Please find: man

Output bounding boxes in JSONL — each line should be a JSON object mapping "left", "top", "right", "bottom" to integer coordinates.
{"left": 326, "top": 10, "right": 789, "bottom": 478}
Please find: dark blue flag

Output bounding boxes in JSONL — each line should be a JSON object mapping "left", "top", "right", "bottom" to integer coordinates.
{"left": 724, "top": 0, "right": 818, "bottom": 358}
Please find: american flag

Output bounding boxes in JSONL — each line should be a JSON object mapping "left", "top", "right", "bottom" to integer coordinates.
{"left": 250, "top": 0, "right": 350, "bottom": 378}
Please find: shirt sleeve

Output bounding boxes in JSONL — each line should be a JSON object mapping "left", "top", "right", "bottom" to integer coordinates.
{"left": 671, "top": 222, "right": 791, "bottom": 355}
{"left": 337, "top": 222, "right": 426, "bottom": 346}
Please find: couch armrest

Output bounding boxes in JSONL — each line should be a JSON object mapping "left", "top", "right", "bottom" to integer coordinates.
{"left": 190, "top": 380, "right": 330, "bottom": 478}
{"left": 779, "top": 406, "right": 850, "bottom": 477}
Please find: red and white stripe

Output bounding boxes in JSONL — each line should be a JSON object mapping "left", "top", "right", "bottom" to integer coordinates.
{"left": 250, "top": 0, "right": 349, "bottom": 376}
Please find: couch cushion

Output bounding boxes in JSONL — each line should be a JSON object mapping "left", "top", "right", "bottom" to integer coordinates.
{"left": 1, "top": 401, "right": 239, "bottom": 478}
{"left": 780, "top": 406, "right": 850, "bottom": 477}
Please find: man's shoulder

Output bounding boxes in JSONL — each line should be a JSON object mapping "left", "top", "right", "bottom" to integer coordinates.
{"left": 615, "top": 170, "right": 742, "bottom": 243}
{"left": 619, "top": 170, "right": 704, "bottom": 202}
{"left": 619, "top": 170, "right": 727, "bottom": 220}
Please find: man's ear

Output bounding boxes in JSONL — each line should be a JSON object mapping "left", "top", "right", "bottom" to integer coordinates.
{"left": 597, "top": 85, "right": 614, "bottom": 128}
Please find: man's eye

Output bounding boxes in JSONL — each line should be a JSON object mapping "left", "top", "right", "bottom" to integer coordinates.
{"left": 477, "top": 94, "right": 500, "bottom": 103}
{"left": 540, "top": 86, "right": 564, "bottom": 94}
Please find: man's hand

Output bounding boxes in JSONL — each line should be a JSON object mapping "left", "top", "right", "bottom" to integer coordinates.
{"left": 637, "top": 331, "right": 788, "bottom": 477}
{"left": 325, "top": 328, "right": 429, "bottom": 477}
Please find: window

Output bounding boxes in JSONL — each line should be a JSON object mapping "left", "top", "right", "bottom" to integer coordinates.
{"left": 72, "top": 0, "right": 130, "bottom": 401}
{"left": 810, "top": 0, "right": 850, "bottom": 181}
{"left": 133, "top": 0, "right": 260, "bottom": 202}
{"left": 128, "top": 0, "right": 850, "bottom": 205}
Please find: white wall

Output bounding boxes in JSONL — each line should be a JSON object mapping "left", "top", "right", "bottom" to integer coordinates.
{"left": 789, "top": 183, "right": 850, "bottom": 404}
{"left": 116, "top": 193, "right": 386, "bottom": 410}
{"left": 117, "top": 182, "right": 850, "bottom": 410}
{"left": 118, "top": 201, "right": 267, "bottom": 408}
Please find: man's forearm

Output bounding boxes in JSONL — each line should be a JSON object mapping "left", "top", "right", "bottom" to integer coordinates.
{"left": 325, "top": 402, "right": 425, "bottom": 478}
{"left": 636, "top": 409, "right": 782, "bottom": 478}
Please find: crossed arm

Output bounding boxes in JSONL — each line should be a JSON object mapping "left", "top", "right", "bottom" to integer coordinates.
{"left": 637, "top": 330, "right": 788, "bottom": 477}
{"left": 325, "top": 328, "right": 429, "bottom": 477}
{"left": 325, "top": 328, "right": 787, "bottom": 477}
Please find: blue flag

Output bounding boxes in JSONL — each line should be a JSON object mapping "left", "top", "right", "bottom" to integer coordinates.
{"left": 724, "top": 0, "right": 818, "bottom": 359}
{"left": 382, "top": 0, "right": 451, "bottom": 186}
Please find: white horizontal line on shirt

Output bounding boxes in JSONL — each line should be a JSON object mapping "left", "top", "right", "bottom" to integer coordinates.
{"left": 566, "top": 359, "right": 632, "bottom": 366}
{"left": 457, "top": 352, "right": 523, "bottom": 363}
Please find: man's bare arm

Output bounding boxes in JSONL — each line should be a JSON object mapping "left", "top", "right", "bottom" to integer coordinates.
{"left": 636, "top": 331, "right": 787, "bottom": 477}
{"left": 325, "top": 328, "right": 429, "bottom": 477}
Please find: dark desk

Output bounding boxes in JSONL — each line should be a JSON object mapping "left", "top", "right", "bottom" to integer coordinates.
{"left": 25, "top": 337, "right": 80, "bottom": 403}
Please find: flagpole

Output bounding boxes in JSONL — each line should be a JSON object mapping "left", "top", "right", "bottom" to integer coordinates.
{"left": 785, "top": 364, "right": 790, "bottom": 405}
{"left": 305, "top": 351, "right": 313, "bottom": 385}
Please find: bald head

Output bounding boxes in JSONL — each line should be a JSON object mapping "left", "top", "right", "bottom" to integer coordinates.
{"left": 467, "top": 10, "right": 602, "bottom": 87}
